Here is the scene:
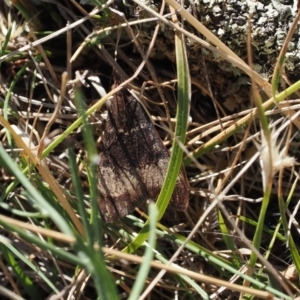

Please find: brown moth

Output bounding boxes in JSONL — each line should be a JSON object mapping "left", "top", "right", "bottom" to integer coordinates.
{"left": 98, "top": 82, "right": 189, "bottom": 223}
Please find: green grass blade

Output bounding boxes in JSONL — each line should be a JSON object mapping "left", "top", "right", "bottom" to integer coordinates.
{"left": 73, "top": 88, "right": 102, "bottom": 242}
{"left": 0, "top": 244, "right": 39, "bottom": 298}
{"left": 68, "top": 150, "right": 92, "bottom": 245}
{"left": 183, "top": 79, "right": 300, "bottom": 165}
{"left": 123, "top": 27, "right": 190, "bottom": 254}
{"left": 3, "top": 241, "right": 59, "bottom": 295}
{"left": 0, "top": 147, "right": 74, "bottom": 236}
{"left": 128, "top": 203, "right": 158, "bottom": 300}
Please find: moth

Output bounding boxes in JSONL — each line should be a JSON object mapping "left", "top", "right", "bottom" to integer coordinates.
{"left": 98, "top": 81, "right": 189, "bottom": 223}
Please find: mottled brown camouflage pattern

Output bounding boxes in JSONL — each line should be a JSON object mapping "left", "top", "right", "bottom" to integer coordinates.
{"left": 98, "top": 84, "right": 189, "bottom": 223}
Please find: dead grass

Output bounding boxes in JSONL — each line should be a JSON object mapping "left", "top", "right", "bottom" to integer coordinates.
{"left": 0, "top": 1, "right": 299, "bottom": 299}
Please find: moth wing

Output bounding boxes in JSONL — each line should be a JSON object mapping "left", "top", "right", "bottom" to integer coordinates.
{"left": 98, "top": 151, "right": 148, "bottom": 222}
{"left": 132, "top": 98, "right": 189, "bottom": 211}
{"left": 98, "top": 89, "right": 189, "bottom": 222}
{"left": 98, "top": 95, "right": 153, "bottom": 222}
